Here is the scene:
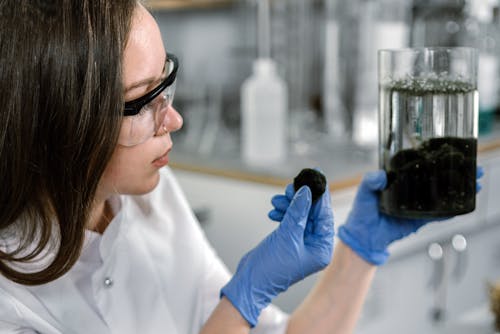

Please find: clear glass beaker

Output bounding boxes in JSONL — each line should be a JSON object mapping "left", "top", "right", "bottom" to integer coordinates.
{"left": 378, "top": 47, "right": 478, "bottom": 218}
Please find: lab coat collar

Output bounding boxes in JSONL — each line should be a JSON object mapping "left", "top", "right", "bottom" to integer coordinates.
{"left": 97, "top": 210, "right": 123, "bottom": 261}
{"left": 84, "top": 195, "right": 126, "bottom": 262}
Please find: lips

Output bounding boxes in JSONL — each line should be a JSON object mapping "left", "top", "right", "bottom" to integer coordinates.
{"left": 152, "top": 147, "right": 171, "bottom": 167}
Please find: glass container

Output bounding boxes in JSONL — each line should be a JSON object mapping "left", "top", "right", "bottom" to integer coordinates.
{"left": 378, "top": 47, "right": 478, "bottom": 218}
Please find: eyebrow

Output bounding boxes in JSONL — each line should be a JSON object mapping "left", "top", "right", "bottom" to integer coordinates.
{"left": 124, "top": 76, "right": 157, "bottom": 93}
{"left": 124, "top": 56, "right": 168, "bottom": 93}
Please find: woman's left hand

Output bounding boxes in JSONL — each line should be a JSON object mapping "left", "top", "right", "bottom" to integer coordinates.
{"left": 337, "top": 166, "right": 484, "bottom": 266}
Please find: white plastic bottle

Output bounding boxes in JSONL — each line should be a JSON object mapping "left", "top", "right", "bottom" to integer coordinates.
{"left": 241, "top": 58, "right": 287, "bottom": 167}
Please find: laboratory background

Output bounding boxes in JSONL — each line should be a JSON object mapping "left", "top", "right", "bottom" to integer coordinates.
{"left": 149, "top": 0, "right": 500, "bottom": 333}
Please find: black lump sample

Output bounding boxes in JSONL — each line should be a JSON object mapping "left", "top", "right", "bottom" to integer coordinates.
{"left": 380, "top": 137, "right": 477, "bottom": 218}
{"left": 293, "top": 168, "right": 327, "bottom": 203}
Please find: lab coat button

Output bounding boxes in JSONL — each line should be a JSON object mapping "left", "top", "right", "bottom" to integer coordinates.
{"left": 103, "top": 277, "right": 113, "bottom": 288}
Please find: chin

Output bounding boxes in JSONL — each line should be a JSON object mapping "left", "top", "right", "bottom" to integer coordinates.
{"left": 126, "top": 171, "right": 161, "bottom": 195}
{"left": 141, "top": 172, "right": 162, "bottom": 194}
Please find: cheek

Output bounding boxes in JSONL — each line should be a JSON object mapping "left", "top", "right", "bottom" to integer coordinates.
{"left": 100, "top": 146, "right": 161, "bottom": 195}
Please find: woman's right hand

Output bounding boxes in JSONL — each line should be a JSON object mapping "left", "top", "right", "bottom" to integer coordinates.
{"left": 220, "top": 184, "right": 334, "bottom": 327}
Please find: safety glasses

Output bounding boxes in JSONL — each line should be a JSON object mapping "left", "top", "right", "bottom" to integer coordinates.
{"left": 124, "top": 53, "right": 178, "bottom": 116}
{"left": 119, "top": 53, "right": 179, "bottom": 147}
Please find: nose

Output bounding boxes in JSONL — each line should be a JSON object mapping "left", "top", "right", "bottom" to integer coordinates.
{"left": 156, "top": 105, "right": 183, "bottom": 135}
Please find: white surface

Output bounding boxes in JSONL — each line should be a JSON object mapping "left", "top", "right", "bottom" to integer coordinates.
{"left": 441, "top": 304, "right": 497, "bottom": 334}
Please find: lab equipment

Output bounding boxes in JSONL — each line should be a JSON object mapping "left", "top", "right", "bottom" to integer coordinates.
{"left": 378, "top": 47, "right": 478, "bottom": 218}
{"left": 477, "top": 22, "right": 499, "bottom": 135}
{"left": 222, "top": 184, "right": 334, "bottom": 327}
{"left": 323, "top": 0, "right": 345, "bottom": 139}
{"left": 463, "top": 5, "right": 500, "bottom": 135}
{"left": 353, "top": 0, "right": 411, "bottom": 148}
{"left": 241, "top": 0, "right": 287, "bottom": 167}
{"left": 410, "top": 0, "right": 467, "bottom": 47}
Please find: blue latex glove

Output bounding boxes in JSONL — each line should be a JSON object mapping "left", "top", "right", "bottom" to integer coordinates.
{"left": 338, "top": 167, "right": 484, "bottom": 266}
{"left": 221, "top": 184, "right": 334, "bottom": 327}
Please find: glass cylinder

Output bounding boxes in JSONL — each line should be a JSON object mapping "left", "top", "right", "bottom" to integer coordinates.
{"left": 378, "top": 47, "right": 478, "bottom": 219}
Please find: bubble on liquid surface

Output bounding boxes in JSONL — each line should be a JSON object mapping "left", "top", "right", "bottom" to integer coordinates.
{"left": 384, "top": 74, "right": 475, "bottom": 95}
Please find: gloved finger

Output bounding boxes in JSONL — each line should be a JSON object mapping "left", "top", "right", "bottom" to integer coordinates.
{"left": 355, "top": 170, "right": 387, "bottom": 204}
{"left": 305, "top": 216, "right": 314, "bottom": 237}
{"left": 312, "top": 188, "right": 333, "bottom": 235}
{"left": 307, "top": 168, "right": 331, "bottom": 234}
{"left": 475, "top": 166, "right": 484, "bottom": 193}
{"left": 268, "top": 209, "right": 285, "bottom": 222}
{"left": 477, "top": 166, "right": 484, "bottom": 179}
{"left": 271, "top": 194, "right": 291, "bottom": 212}
{"left": 306, "top": 189, "right": 334, "bottom": 240}
{"left": 285, "top": 183, "right": 295, "bottom": 201}
{"left": 409, "top": 215, "right": 451, "bottom": 232}
{"left": 280, "top": 186, "right": 312, "bottom": 235}
{"left": 391, "top": 215, "right": 451, "bottom": 237}
{"left": 396, "top": 219, "right": 427, "bottom": 238}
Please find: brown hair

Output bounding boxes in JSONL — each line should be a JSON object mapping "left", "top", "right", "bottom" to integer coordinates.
{"left": 0, "top": 0, "right": 137, "bottom": 285}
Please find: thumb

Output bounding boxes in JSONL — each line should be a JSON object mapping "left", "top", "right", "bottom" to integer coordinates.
{"left": 355, "top": 170, "right": 387, "bottom": 204}
{"left": 281, "top": 186, "right": 312, "bottom": 234}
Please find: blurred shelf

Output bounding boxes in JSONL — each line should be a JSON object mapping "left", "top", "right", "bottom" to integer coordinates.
{"left": 147, "top": 0, "right": 234, "bottom": 10}
{"left": 170, "top": 159, "right": 363, "bottom": 192}
{"left": 170, "top": 135, "right": 500, "bottom": 192}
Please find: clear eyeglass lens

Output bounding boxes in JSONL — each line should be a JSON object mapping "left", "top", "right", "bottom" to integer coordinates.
{"left": 118, "top": 79, "right": 177, "bottom": 147}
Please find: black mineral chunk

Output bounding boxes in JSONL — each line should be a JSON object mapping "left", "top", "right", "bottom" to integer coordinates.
{"left": 293, "top": 168, "right": 327, "bottom": 203}
{"left": 380, "top": 136, "right": 477, "bottom": 218}
{"left": 390, "top": 149, "right": 423, "bottom": 170}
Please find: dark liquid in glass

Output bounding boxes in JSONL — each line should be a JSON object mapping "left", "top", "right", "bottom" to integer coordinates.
{"left": 380, "top": 137, "right": 476, "bottom": 218}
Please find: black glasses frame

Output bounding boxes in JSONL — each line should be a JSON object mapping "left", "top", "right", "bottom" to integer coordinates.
{"left": 123, "top": 53, "right": 179, "bottom": 116}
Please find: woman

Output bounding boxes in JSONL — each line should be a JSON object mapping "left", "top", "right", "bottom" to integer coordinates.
{"left": 0, "top": 1, "right": 480, "bottom": 333}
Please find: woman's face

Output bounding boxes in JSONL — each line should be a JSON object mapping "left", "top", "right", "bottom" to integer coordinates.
{"left": 98, "top": 5, "right": 183, "bottom": 197}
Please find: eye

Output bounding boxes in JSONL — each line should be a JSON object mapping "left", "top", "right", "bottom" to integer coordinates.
{"left": 134, "top": 104, "right": 152, "bottom": 118}
{"left": 149, "top": 94, "right": 166, "bottom": 109}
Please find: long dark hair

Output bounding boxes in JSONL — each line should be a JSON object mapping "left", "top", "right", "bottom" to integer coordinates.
{"left": 0, "top": 0, "right": 137, "bottom": 285}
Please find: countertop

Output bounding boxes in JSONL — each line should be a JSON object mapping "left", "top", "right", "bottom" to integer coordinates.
{"left": 170, "top": 130, "right": 500, "bottom": 192}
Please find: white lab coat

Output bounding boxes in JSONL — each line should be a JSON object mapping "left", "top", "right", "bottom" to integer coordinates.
{"left": 0, "top": 167, "right": 289, "bottom": 333}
